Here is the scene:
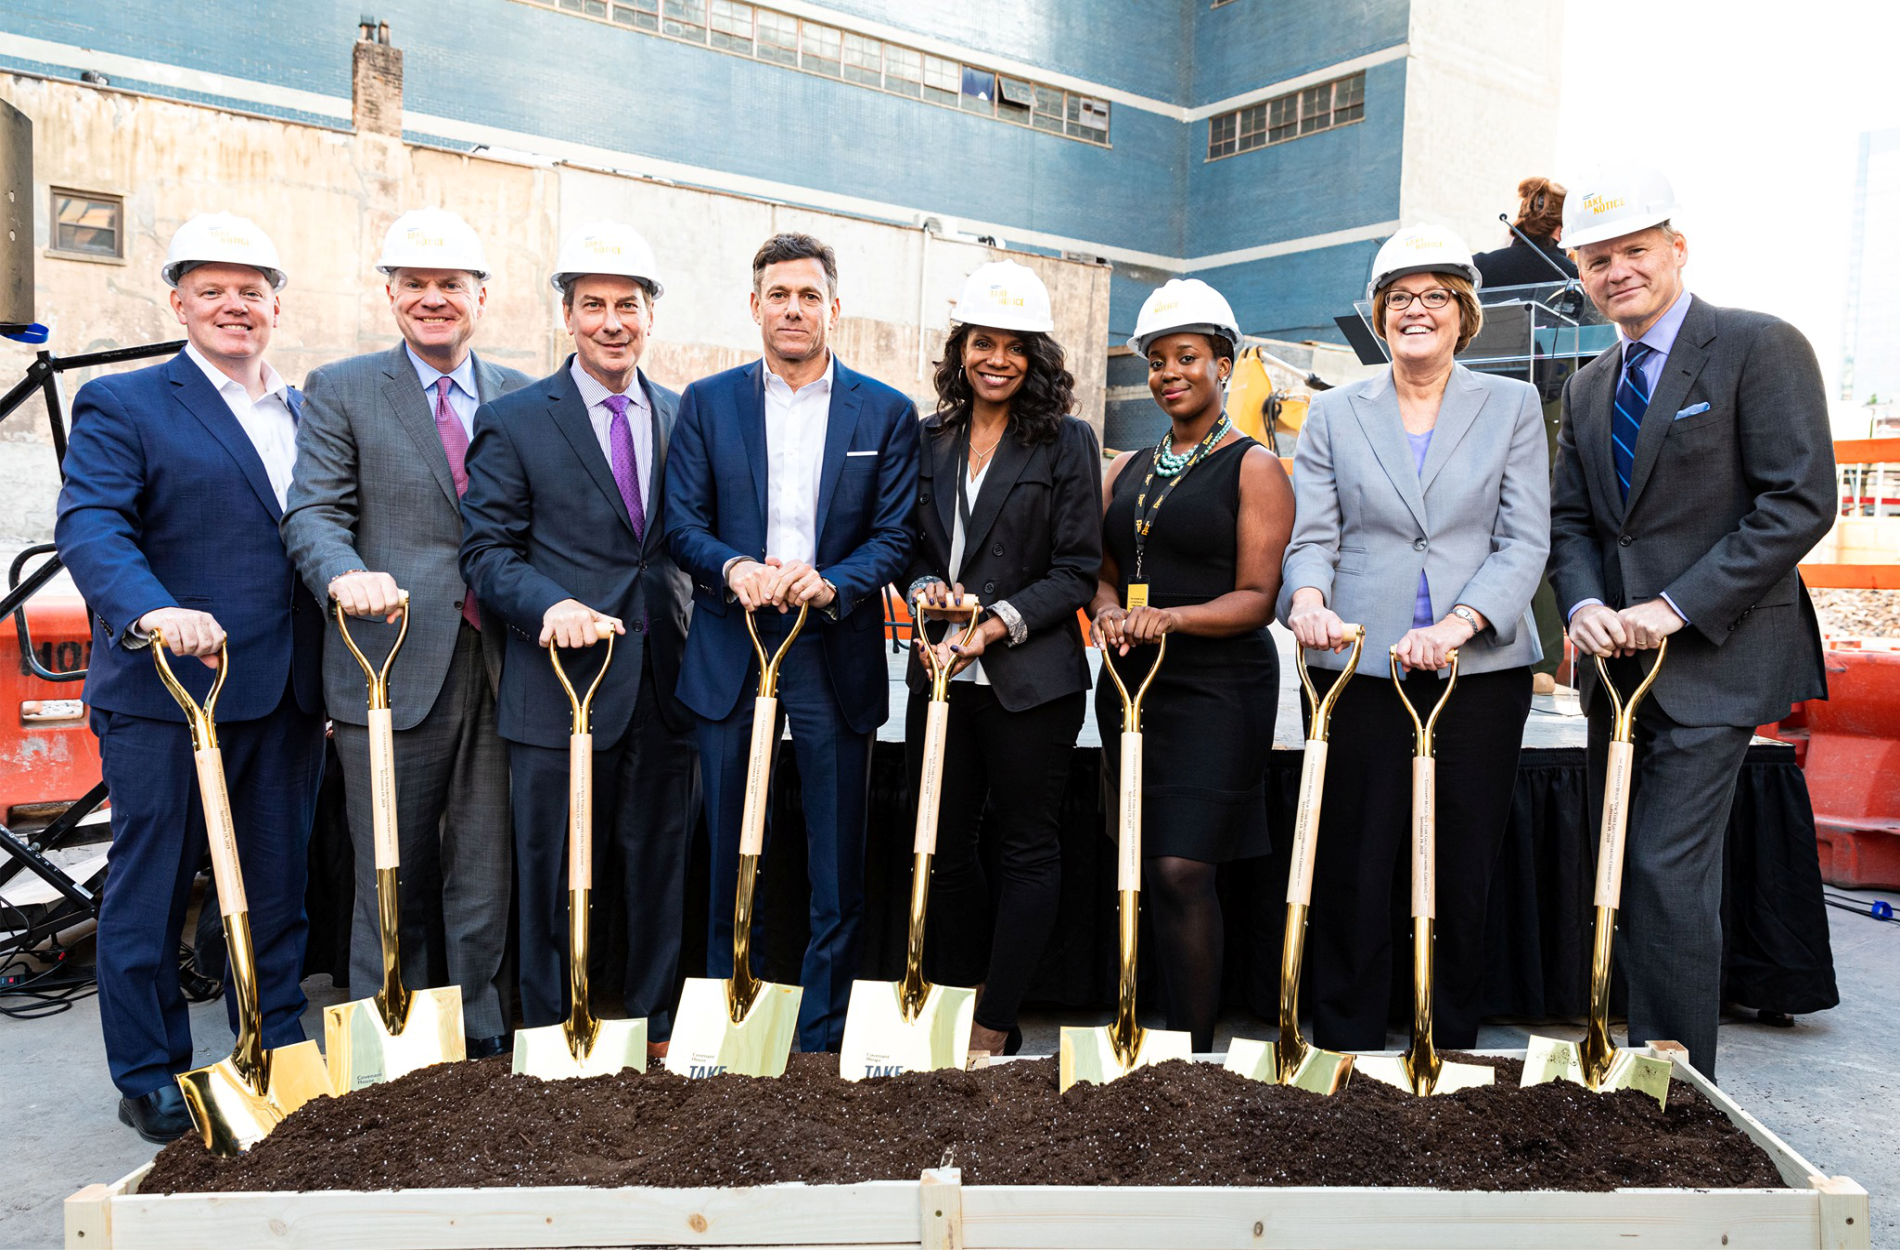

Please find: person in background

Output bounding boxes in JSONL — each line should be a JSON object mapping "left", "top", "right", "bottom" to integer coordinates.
{"left": 459, "top": 222, "right": 698, "bottom": 1061}
{"left": 903, "top": 260, "right": 1101, "bottom": 1057}
{"left": 282, "top": 209, "right": 530, "bottom": 1057}
{"left": 56, "top": 214, "right": 325, "bottom": 1142}
{"left": 1472, "top": 176, "right": 1578, "bottom": 287}
{"left": 664, "top": 233, "right": 921, "bottom": 1053}
{"left": 1282, "top": 223, "right": 1549, "bottom": 1056}
{"left": 1548, "top": 166, "right": 1835, "bottom": 1082}
{"left": 1088, "top": 278, "right": 1294, "bottom": 1055}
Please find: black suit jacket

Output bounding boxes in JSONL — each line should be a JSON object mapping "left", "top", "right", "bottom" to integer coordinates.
{"left": 902, "top": 413, "right": 1102, "bottom": 712}
{"left": 459, "top": 358, "right": 693, "bottom": 748}
{"left": 1548, "top": 296, "right": 1835, "bottom": 727}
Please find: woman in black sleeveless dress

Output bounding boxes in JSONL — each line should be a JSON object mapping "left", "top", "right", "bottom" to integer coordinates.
{"left": 1089, "top": 279, "right": 1296, "bottom": 1052}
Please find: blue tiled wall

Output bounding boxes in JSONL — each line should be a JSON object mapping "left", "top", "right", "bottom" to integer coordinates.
{"left": 1189, "top": 0, "right": 1408, "bottom": 106}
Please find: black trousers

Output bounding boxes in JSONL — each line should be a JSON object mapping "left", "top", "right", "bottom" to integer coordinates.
{"left": 905, "top": 682, "right": 1085, "bottom": 1033}
{"left": 1306, "top": 664, "right": 1532, "bottom": 1051}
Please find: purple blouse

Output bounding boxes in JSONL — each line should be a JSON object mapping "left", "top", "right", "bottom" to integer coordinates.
{"left": 1407, "top": 429, "right": 1434, "bottom": 629}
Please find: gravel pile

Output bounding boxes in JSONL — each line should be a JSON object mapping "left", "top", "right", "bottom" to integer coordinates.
{"left": 1810, "top": 589, "right": 1900, "bottom": 641}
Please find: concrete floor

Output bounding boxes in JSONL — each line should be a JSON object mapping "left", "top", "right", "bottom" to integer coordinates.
{"left": 1, "top": 890, "right": 1892, "bottom": 1249}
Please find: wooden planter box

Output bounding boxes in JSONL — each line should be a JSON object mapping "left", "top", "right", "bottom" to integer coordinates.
{"left": 65, "top": 1045, "right": 1870, "bottom": 1250}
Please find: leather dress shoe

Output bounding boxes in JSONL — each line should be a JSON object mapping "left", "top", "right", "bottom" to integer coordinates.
{"left": 647, "top": 1039, "right": 670, "bottom": 1063}
{"left": 465, "top": 1034, "right": 511, "bottom": 1060}
{"left": 118, "top": 1085, "right": 192, "bottom": 1145}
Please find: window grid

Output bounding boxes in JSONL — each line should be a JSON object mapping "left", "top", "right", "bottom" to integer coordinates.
{"left": 51, "top": 189, "right": 123, "bottom": 259}
{"left": 1205, "top": 71, "right": 1365, "bottom": 161}
{"left": 512, "top": 0, "right": 1108, "bottom": 146}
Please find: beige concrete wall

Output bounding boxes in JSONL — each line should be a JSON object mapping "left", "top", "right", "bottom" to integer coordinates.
{"left": 0, "top": 71, "right": 1109, "bottom": 545}
{"left": 1398, "top": 0, "right": 1564, "bottom": 257}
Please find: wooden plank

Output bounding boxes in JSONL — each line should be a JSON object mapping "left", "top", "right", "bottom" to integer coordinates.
{"left": 1797, "top": 563, "right": 1900, "bottom": 590}
{"left": 1814, "top": 1176, "right": 1871, "bottom": 1250}
{"left": 101, "top": 1181, "right": 923, "bottom": 1250}
{"left": 1643, "top": 1042, "right": 1833, "bottom": 1189}
{"left": 958, "top": 1186, "right": 1823, "bottom": 1249}
{"left": 64, "top": 1183, "right": 113, "bottom": 1250}
{"left": 920, "top": 1168, "right": 962, "bottom": 1250}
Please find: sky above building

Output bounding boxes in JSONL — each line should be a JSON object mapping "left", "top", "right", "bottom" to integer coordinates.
{"left": 1554, "top": 0, "right": 1900, "bottom": 435}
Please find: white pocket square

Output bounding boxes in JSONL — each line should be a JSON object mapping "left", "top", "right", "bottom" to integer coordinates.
{"left": 845, "top": 449, "right": 879, "bottom": 457}
{"left": 1674, "top": 402, "right": 1711, "bottom": 420}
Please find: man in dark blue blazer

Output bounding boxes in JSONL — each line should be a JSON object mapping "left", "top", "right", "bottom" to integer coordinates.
{"left": 664, "top": 233, "right": 920, "bottom": 1052}
{"left": 54, "top": 214, "right": 325, "bottom": 1143}
{"left": 459, "top": 222, "right": 697, "bottom": 1058}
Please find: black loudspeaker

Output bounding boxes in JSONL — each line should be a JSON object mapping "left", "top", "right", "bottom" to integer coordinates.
{"left": 0, "top": 99, "right": 32, "bottom": 332}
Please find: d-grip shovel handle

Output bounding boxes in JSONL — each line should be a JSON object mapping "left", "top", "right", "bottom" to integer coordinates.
{"left": 152, "top": 637, "right": 246, "bottom": 917}
{"left": 334, "top": 593, "right": 411, "bottom": 872}
{"left": 1390, "top": 646, "right": 1459, "bottom": 922}
{"left": 549, "top": 621, "right": 616, "bottom": 891}
{"left": 1592, "top": 639, "right": 1668, "bottom": 910}
{"left": 1100, "top": 637, "right": 1167, "bottom": 892}
{"left": 1287, "top": 626, "right": 1365, "bottom": 907}
{"left": 739, "top": 603, "right": 809, "bottom": 857}
{"left": 911, "top": 593, "right": 981, "bottom": 856}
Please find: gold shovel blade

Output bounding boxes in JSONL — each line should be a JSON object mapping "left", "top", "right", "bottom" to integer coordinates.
{"left": 1058, "top": 1023, "right": 1193, "bottom": 1092}
{"left": 838, "top": 980, "right": 976, "bottom": 1080}
{"left": 664, "top": 976, "right": 803, "bottom": 1078}
{"left": 1520, "top": 1035, "right": 1672, "bottom": 1107}
{"left": 1223, "top": 1038, "right": 1355, "bottom": 1094}
{"left": 177, "top": 1039, "right": 330, "bottom": 1155}
{"left": 323, "top": 985, "right": 465, "bottom": 1094}
{"left": 1354, "top": 1052, "right": 1495, "bottom": 1096}
{"left": 512, "top": 1016, "right": 647, "bottom": 1081}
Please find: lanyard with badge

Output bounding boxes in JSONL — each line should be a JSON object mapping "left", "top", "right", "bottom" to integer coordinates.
{"left": 1126, "top": 413, "right": 1231, "bottom": 609}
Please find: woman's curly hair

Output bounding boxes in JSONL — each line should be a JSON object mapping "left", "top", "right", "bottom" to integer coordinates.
{"left": 930, "top": 322, "right": 1076, "bottom": 445}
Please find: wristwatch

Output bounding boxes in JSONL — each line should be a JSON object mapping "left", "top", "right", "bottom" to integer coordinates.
{"left": 1448, "top": 605, "right": 1481, "bottom": 635}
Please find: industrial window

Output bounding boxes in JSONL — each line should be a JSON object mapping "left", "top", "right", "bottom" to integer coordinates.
{"left": 755, "top": 9, "right": 797, "bottom": 64}
{"left": 514, "top": 0, "right": 1110, "bottom": 146}
{"left": 1206, "top": 70, "right": 1365, "bottom": 160}
{"left": 708, "top": 0, "right": 752, "bottom": 52}
{"left": 51, "top": 189, "right": 122, "bottom": 260}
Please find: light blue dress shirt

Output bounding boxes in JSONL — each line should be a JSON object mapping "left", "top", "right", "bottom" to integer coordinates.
{"left": 405, "top": 344, "right": 480, "bottom": 439}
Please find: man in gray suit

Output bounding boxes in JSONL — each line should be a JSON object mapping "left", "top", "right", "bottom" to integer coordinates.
{"left": 1548, "top": 166, "right": 1835, "bottom": 1081}
{"left": 282, "top": 209, "right": 531, "bottom": 1056}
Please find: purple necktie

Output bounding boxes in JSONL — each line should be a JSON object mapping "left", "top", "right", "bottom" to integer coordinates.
{"left": 604, "top": 393, "right": 647, "bottom": 541}
{"left": 435, "top": 377, "right": 481, "bottom": 631}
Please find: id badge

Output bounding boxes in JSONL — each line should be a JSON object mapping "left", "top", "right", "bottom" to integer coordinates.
{"left": 1125, "top": 583, "right": 1149, "bottom": 610}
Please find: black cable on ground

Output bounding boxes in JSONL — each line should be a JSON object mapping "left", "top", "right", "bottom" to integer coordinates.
{"left": 1821, "top": 891, "right": 1897, "bottom": 924}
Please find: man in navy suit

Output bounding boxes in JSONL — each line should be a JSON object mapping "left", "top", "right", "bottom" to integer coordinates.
{"left": 459, "top": 222, "right": 698, "bottom": 1059}
{"left": 55, "top": 213, "right": 325, "bottom": 1142}
{"left": 664, "top": 233, "right": 920, "bottom": 1052}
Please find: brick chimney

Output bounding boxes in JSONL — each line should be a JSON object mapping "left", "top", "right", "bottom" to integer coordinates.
{"left": 352, "top": 19, "right": 403, "bottom": 137}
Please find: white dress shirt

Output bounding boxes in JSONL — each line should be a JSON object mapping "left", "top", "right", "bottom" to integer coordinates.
{"left": 183, "top": 342, "right": 297, "bottom": 509}
{"left": 946, "top": 458, "right": 992, "bottom": 686}
{"left": 406, "top": 344, "right": 481, "bottom": 438}
{"left": 762, "top": 354, "right": 834, "bottom": 567}
{"left": 570, "top": 358, "right": 654, "bottom": 503}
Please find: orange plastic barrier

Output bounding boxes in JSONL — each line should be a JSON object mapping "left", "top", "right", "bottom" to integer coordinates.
{"left": 1, "top": 595, "right": 101, "bottom": 821}
{"left": 1774, "top": 643, "right": 1900, "bottom": 889}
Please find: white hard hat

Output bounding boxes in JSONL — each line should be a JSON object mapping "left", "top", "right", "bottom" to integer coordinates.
{"left": 550, "top": 221, "right": 663, "bottom": 299}
{"left": 162, "top": 212, "right": 287, "bottom": 291}
{"left": 1127, "top": 278, "right": 1241, "bottom": 357}
{"left": 376, "top": 208, "right": 490, "bottom": 280}
{"left": 950, "top": 259, "right": 1055, "bottom": 333}
{"left": 1365, "top": 223, "right": 1480, "bottom": 303}
{"left": 1562, "top": 165, "right": 1678, "bottom": 249}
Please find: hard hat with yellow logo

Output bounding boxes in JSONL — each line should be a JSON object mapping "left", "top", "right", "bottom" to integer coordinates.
{"left": 951, "top": 259, "right": 1054, "bottom": 334}
{"left": 161, "top": 212, "right": 287, "bottom": 291}
{"left": 1365, "top": 223, "right": 1480, "bottom": 303}
{"left": 550, "top": 221, "right": 664, "bottom": 299}
{"left": 376, "top": 208, "right": 490, "bottom": 280}
{"left": 1562, "top": 165, "right": 1677, "bottom": 249}
{"left": 1127, "top": 278, "right": 1241, "bottom": 357}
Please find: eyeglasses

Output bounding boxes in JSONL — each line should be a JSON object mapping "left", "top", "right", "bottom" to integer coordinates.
{"left": 1382, "top": 289, "right": 1454, "bottom": 311}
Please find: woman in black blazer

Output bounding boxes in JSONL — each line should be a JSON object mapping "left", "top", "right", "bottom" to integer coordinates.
{"left": 903, "top": 260, "right": 1103, "bottom": 1055}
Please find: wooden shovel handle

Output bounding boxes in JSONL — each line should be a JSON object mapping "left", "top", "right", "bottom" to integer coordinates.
{"left": 740, "top": 696, "right": 778, "bottom": 857}
{"left": 1411, "top": 756, "right": 1435, "bottom": 921}
{"left": 1117, "top": 731, "right": 1143, "bottom": 892}
{"left": 194, "top": 746, "right": 249, "bottom": 917}
{"left": 569, "top": 732, "right": 593, "bottom": 891}
{"left": 367, "top": 707, "right": 400, "bottom": 871}
{"left": 912, "top": 700, "right": 950, "bottom": 856}
{"left": 1593, "top": 739, "right": 1634, "bottom": 910}
{"left": 1285, "top": 740, "right": 1328, "bottom": 906}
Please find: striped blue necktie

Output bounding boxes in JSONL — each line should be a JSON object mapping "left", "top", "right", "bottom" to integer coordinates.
{"left": 1612, "top": 341, "right": 1652, "bottom": 501}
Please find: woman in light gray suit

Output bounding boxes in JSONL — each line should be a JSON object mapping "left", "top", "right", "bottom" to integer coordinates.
{"left": 1278, "top": 223, "right": 1550, "bottom": 1053}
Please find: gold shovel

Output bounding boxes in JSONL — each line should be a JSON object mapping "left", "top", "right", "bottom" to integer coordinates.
{"left": 1521, "top": 640, "right": 1673, "bottom": 1106}
{"left": 514, "top": 619, "right": 648, "bottom": 1079}
{"left": 1226, "top": 626, "right": 1365, "bottom": 1094}
{"left": 1356, "top": 648, "right": 1495, "bottom": 1096}
{"left": 839, "top": 593, "right": 982, "bottom": 1080}
{"left": 666, "top": 604, "right": 807, "bottom": 1079}
{"left": 152, "top": 637, "right": 330, "bottom": 1154}
{"left": 1060, "top": 636, "right": 1192, "bottom": 1091}
{"left": 324, "top": 593, "right": 466, "bottom": 1093}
